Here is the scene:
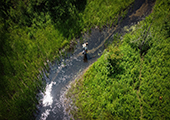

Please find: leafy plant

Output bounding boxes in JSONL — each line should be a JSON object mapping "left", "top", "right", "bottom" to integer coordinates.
{"left": 66, "top": 0, "right": 170, "bottom": 119}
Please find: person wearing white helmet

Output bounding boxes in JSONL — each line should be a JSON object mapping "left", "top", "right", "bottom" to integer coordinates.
{"left": 82, "top": 42, "right": 89, "bottom": 62}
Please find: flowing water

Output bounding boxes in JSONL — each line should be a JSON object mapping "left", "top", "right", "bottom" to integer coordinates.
{"left": 35, "top": 0, "right": 155, "bottom": 119}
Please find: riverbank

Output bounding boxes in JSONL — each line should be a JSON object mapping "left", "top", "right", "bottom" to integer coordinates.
{"left": 64, "top": 0, "right": 170, "bottom": 119}
{"left": 0, "top": 0, "right": 136, "bottom": 119}
{"left": 35, "top": 0, "right": 157, "bottom": 119}
{"left": 62, "top": 0, "right": 156, "bottom": 119}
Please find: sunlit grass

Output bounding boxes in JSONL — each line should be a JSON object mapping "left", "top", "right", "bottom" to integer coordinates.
{"left": 66, "top": 0, "right": 170, "bottom": 119}
{"left": 80, "top": 0, "right": 134, "bottom": 33}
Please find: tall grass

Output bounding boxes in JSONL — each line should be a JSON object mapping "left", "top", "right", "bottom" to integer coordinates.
{"left": 66, "top": 0, "right": 170, "bottom": 119}
{"left": 0, "top": 0, "right": 135, "bottom": 119}
{"left": 80, "top": 0, "right": 134, "bottom": 33}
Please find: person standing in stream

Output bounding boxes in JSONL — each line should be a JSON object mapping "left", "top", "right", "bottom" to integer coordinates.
{"left": 82, "top": 42, "right": 89, "bottom": 62}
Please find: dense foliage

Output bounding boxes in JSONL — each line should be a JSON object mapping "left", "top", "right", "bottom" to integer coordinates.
{"left": 0, "top": 0, "right": 134, "bottom": 119}
{"left": 66, "top": 0, "right": 170, "bottom": 119}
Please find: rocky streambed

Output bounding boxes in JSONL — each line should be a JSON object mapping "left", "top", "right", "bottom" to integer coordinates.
{"left": 35, "top": 0, "right": 155, "bottom": 119}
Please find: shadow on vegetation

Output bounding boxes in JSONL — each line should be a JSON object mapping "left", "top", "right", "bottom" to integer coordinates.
{"left": 0, "top": 28, "right": 15, "bottom": 98}
{"left": 47, "top": 0, "right": 87, "bottom": 38}
{"left": 107, "top": 47, "right": 125, "bottom": 77}
{"left": 108, "top": 58, "right": 125, "bottom": 77}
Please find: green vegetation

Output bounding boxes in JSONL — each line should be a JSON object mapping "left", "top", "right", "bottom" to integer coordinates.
{"left": 48, "top": 0, "right": 134, "bottom": 38}
{"left": 79, "top": 0, "right": 134, "bottom": 33}
{"left": 0, "top": 0, "right": 134, "bottom": 119}
{"left": 66, "top": 0, "right": 170, "bottom": 119}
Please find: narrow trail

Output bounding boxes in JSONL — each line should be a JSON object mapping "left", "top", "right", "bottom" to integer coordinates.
{"left": 137, "top": 56, "right": 144, "bottom": 119}
{"left": 35, "top": 0, "right": 155, "bottom": 119}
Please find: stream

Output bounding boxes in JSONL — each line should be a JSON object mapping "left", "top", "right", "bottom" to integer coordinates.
{"left": 35, "top": 0, "right": 155, "bottom": 119}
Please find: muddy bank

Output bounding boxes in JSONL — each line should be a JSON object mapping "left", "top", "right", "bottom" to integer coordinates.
{"left": 35, "top": 0, "right": 155, "bottom": 119}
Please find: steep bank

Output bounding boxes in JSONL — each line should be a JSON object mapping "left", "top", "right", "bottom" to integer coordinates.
{"left": 36, "top": 0, "right": 156, "bottom": 120}
{"left": 0, "top": 0, "right": 134, "bottom": 119}
{"left": 61, "top": 1, "right": 157, "bottom": 119}
{"left": 64, "top": 0, "right": 170, "bottom": 119}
